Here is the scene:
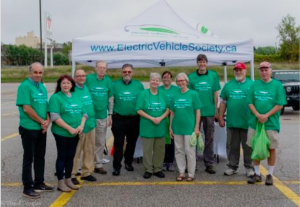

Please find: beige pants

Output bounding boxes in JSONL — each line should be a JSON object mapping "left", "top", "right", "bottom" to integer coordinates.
{"left": 174, "top": 134, "right": 196, "bottom": 178}
{"left": 72, "top": 128, "right": 95, "bottom": 177}
{"left": 94, "top": 119, "right": 108, "bottom": 168}
{"left": 142, "top": 137, "right": 165, "bottom": 173}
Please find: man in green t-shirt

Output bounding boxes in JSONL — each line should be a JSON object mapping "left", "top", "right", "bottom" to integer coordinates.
{"left": 246, "top": 61, "right": 286, "bottom": 186}
{"left": 111, "top": 64, "right": 144, "bottom": 176}
{"left": 219, "top": 63, "right": 254, "bottom": 177}
{"left": 188, "top": 54, "right": 221, "bottom": 174}
{"left": 16, "top": 62, "right": 53, "bottom": 198}
{"left": 85, "top": 61, "right": 113, "bottom": 175}
{"left": 71, "top": 69, "right": 97, "bottom": 184}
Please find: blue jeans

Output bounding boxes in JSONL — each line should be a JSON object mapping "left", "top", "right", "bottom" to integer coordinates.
{"left": 53, "top": 133, "right": 79, "bottom": 180}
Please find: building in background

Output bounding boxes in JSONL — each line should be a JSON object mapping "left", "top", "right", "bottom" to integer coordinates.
{"left": 15, "top": 31, "right": 40, "bottom": 48}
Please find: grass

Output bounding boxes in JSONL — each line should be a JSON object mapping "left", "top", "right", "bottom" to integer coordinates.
{"left": 1, "top": 62, "right": 299, "bottom": 83}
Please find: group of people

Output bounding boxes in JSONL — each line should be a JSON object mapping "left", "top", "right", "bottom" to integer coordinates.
{"left": 17, "top": 54, "right": 286, "bottom": 199}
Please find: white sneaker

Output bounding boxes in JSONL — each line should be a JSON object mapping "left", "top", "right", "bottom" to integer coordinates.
{"left": 224, "top": 168, "right": 237, "bottom": 176}
{"left": 245, "top": 168, "right": 255, "bottom": 177}
{"left": 101, "top": 159, "right": 110, "bottom": 164}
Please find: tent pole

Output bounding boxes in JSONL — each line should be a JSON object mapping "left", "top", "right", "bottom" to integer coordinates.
{"left": 72, "top": 60, "right": 75, "bottom": 78}
{"left": 250, "top": 59, "right": 255, "bottom": 80}
{"left": 224, "top": 65, "right": 227, "bottom": 83}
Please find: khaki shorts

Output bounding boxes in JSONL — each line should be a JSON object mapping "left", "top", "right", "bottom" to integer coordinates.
{"left": 246, "top": 127, "right": 279, "bottom": 149}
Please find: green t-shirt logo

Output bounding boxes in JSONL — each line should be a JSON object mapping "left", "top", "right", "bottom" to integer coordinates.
{"left": 229, "top": 89, "right": 247, "bottom": 100}
{"left": 148, "top": 102, "right": 166, "bottom": 112}
{"left": 80, "top": 95, "right": 93, "bottom": 106}
{"left": 119, "top": 91, "right": 137, "bottom": 101}
{"left": 90, "top": 86, "right": 108, "bottom": 97}
{"left": 255, "top": 90, "right": 274, "bottom": 101}
{"left": 64, "top": 103, "right": 82, "bottom": 114}
{"left": 33, "top": 91, "right": 47, "bottom": 104}
{"left": 174, "top": 98, "right": 192, "bottom": 109}
{"left": 195, "top": 81, "right": 211, "bottom": 91}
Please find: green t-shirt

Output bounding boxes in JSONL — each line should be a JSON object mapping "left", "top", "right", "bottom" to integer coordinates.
{"left": 16, "top": 78, "right": 48, "bottom": 130}
{"left": 158, "top": 85, "right": 180, "bottom": 103}
{"left": 220, "top": 78, "right": 253, "bottom": 129}
{"left": 136, "top": 89, "right": 169, "bottom": 138}
{"left": 74, "top": 85, "right": 96, "bottom": 133}
{"left": 170, "top": 89, "right": 202, "bottom": 135}
{"left": 113, "top": 79, "right": 144, "bottom": 116}
{"left": 188, "top": 70, "right": 221, "bottom": 117}
{"left": 85, "top": 74, "right": 113, "bottom": 119}
{"left": 48, "top": 91, "right": 86, "bottom": 137}
{"left": 247, "top": 79, "right": 286, "bottom": 132}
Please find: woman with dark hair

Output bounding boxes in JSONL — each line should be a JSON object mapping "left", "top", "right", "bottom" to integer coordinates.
{"left": 48, "top": 75, "right": 87, "bottom": 192}
{"left": 158, "top": 71, "right": 180, "bottom": 172}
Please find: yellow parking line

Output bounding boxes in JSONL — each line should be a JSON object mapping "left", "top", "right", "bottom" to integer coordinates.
{"left": 1, "top": 112, "right": 18, "bottom": 117}
{"left": 260, "top": 166, "right": 300, "bottom": 207}
{"left": 283, "top": 181, "right": 300, "bottom": 185}
{"left": 1, "top": 133, "right": 19, "bottom": 141}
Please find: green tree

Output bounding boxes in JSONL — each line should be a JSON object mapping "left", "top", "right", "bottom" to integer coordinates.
{"left": 61, "top": 41, "right": 72, "bottom": 56}
{"left": 276, "top": 14, "right": 300, "bottom": 61}
{"left": 53, "top": 52, "right": 69, "bottom": 65}
{"left": 255, "top": 46, "right": 277, "bottom": 55}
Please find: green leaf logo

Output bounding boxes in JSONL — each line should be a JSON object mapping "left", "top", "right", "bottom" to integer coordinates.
{"left": 201, "top": 26, "right": 208, "bottom": 34}
{"left": 140, "top": 27, "right": 178, "bottom": 34}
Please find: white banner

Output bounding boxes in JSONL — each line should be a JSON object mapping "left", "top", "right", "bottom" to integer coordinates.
{"left": 45, "top": 12, "right": 53, "bottom": 40}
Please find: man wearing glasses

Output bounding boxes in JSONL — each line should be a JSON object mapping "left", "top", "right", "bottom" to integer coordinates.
{"left": 188, "top": 54, "right": 221, "bottom": 174}
{"left": 86, "top": 61, "right": 114, "bottom": 175}
{"left": 111, "top": 64, "right": 144, "bottom": 176}
{"left": 16, "top": 62, "right": 53, "bottom": 198}
{"left": 71, "top": 69, "right": 97, "bottom": 184}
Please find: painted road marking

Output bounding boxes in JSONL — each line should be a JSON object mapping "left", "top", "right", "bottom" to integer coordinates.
{"left": 1, "top": 111, "right": 18, "bottom": 117}
{"left": 260, "top": 166, "right": 300, "bottom": 206}
{"left": 2, "top": 180, "right": 299, "bottom": 187}
{"left": 1, "top": 133, "right": 19, "bottom": 141}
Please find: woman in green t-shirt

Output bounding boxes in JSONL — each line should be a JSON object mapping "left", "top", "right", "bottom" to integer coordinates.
{"left": 170, "top": 72, "right": 201, "bottom": 182}
{"left": 48, "top": 75, "right": 87, "bottom": 192}
{"left": 136, "top": 73, "right": 170, "bottom": 179}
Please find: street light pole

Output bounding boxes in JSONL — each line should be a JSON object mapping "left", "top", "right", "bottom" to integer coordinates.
{"left": 39, "top": 0, "right": 43, "bottom": 63}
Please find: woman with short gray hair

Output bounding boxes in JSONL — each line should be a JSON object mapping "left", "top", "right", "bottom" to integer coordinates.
{"left": 136, "top": 72, "right": 170, "bottom": 179}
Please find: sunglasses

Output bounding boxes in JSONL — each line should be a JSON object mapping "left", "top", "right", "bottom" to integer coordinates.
{"left": 33, "top": 71, "right": 43, "bottom": 75}
{"left": 122, "top": 71, "right": 132, "bottom": 74}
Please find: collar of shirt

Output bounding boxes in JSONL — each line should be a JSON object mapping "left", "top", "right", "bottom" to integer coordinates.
{"left": 96, "top": 74, "right": 105, "bottom": 81}
{"left": 28, "top": 78, "right": 40, "bottom": 88}
{"left": 122, "top": 79, "right": 132, "bottom": 85}
{"left": 196, "top": 70, "right": 208, "bottom": 76}
{"left": 237, "top": 79, "right": 246, "bottom": 84}
{"left": 76, "top": 84, "right": 84, "bottom": 89}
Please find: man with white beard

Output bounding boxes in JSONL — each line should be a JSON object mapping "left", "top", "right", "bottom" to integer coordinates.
{"left": 219, "top": 63, "right": 255, "bottom": 177}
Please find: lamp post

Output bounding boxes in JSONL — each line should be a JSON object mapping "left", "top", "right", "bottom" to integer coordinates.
{"left": 39, "top": 0, "right": 42, "bottom": 63}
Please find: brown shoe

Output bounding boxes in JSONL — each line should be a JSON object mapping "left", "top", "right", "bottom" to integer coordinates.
{"left": 94, "top": 167, "right": 107, "bottom": 174}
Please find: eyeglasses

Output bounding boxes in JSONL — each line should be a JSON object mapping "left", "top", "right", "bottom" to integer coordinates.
{"left": 75, "top": 75, "right": 86, "bottom": 78}
{"left": 96, "top": 67, "right": 106, "bottom": 70}
{"left": 123, "top": 71, "right": 132, "bottom": 74}
{"left": 163, "top": 76, "right": 171, "bottom": 79}
{"left": 33, "top": 71, "right": 43, "bottom": 75}
{"left": 176, "top": 80, "right": 186, "bottom": 83}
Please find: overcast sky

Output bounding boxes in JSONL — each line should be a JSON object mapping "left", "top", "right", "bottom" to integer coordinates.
{"left": 1, "top": 0, "right": 299, "bottom": 47}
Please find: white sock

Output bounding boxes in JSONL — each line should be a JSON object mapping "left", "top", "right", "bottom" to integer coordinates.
{"left": 254, "top": 165, "right": 260, "bottom": 175}
{"left": 268, "top": 165, "right": 275, "bottom": 175}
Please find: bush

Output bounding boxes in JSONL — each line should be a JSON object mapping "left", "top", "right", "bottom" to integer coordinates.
{"left": 254, "top": 54, "right": 284, "bottom": 63}
{"left": 53, "top": 52, "right": 69, "bottom": 65}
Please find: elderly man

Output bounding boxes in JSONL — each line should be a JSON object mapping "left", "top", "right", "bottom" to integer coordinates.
{"left": 86, "top": 61, "right": 113, "bottom": 175}
{"left": 219, "top": 63, "right": 254, "bottom": 177}
{"left": 247, "top": 61, "right": 286, "bottom": 185}
{"left": 111, "top": 64, "right": 144, "bottom": 176}
{"left": 188, "top": 54, "right": 221, "bottom": 174}
{"left": 16, "top": 62, "right": 53, "bottom": 198}
{"left": 71, "top": 69, "right": 97, "bottom": 184}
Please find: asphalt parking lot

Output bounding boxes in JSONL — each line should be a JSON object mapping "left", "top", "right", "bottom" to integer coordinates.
{"left": 1, "top": 83, "right": 300, "bottom": 207}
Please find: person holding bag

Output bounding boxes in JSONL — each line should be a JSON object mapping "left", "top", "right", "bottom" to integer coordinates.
{"left": 48, "top": 75, "right": 87, "bottom": 192}
{"left": 170, "top": 73, "right": 202, "bottom": 182}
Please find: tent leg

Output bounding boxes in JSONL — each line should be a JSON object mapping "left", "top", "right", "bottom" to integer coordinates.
{"left": 224, "top": 65, "right": 227, "bottom": 83}
{"left": 250, "top": 59, "right": 255, "bottom": 81}
{"left": 72, "top": 60, "right": 76, "bottom": 78}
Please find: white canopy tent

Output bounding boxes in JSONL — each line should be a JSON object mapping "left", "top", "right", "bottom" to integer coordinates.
{"left": 72, "top": 0, "right": 254, "bottom": 82}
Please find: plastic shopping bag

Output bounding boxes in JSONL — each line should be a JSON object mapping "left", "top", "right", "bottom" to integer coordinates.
{"left": 251, "top": 123, "right": 270, "bottom": 160}
{"left": 197, "top": 133, "right": 204, "bottom": 152}
{"left": 190, "top": 132, "right": 197, "bottom": 147}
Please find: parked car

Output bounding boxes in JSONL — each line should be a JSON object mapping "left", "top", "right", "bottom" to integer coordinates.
{"left": 272, "top": 70, "right": 300, "bottom": 114}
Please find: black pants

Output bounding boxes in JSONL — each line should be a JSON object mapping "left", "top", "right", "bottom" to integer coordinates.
{"left": 19, "top": 126, "right": 46, "bottom": 190}
{"left": 164, "top": 138, "right": 175, "bottom": 163}
{"left": 53, "top": 133, "right": 79, "bottom": 180}
{"left": 111, "top": 114, "right": 140, "bottom": 170}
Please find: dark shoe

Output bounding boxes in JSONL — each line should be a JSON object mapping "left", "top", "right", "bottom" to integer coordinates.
{"left": 71, "top": 178, "right": 80, "bottom": 185}
{"left": 162, "top": 163, "right": 167, "bottom": 171}
{"left": 94, "top": 167, "right": 107, "bottom": 175}
{"left": 205, "top": 166, "right": 216, "bottom": 174}
{"left": 265, "top": 174, "right": 273, "bottom": 186}
{"left": 112, "top": 169, "right": 120, "bottom": 176}
{"left": 247, "top": 174, "right": 262, "bottom": 184}
{"left": 143, "top": 172, "right": 152, "bottom": 179}
{"left": 81, "top": 175, "right": 97, "bottom": 182}
{"left": 153, "top": 171, "right": 165, "bottom": 178}
{"left": 125, "top": 163, "right": 134, "bottom": 171}
{"left": 23, "top": 189, "right": 40, "bottom": 199}
{"left": 167, "top": 163, "right": 175, "bottom": 172}
{"left": 34, "top": 183, "right": 54, "bottom": 192}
